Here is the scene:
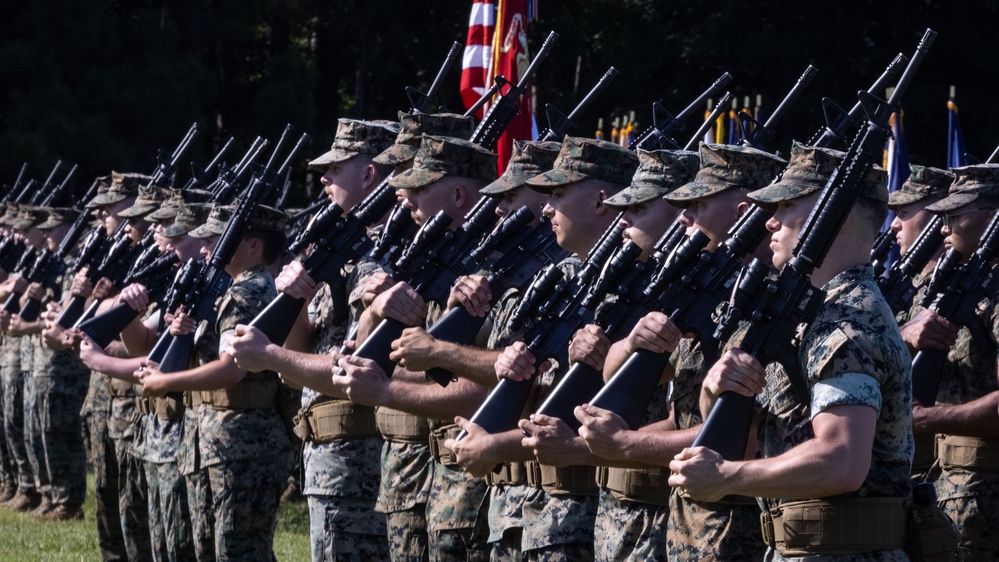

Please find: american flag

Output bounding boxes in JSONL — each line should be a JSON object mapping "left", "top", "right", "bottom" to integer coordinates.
{"left": 460, "top": 0, "right": 538, "bottom": 174}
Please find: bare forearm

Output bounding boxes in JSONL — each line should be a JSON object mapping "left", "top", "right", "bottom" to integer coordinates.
{"left": 384, "top": 377, "right": 488, "bottom": 420}
{"left": 917, "top": 391, "right": 999, "bottom": 437}
{"left": 89, "top": 355, "right": 145, "bottom": 382}
{"left": 269, "top": 346, "right": 347, "bottom": 399}
{"left": 435, "top": 342, "right": 502, "bottom": 388}
{"left": 120, "top": 316, "right": 156, "bottom": 357}
{"left": 155, "top": 355, "right": 246, "bottom": 392}
{"left": 602, "top": 340, "right": 631, "bottom": 381}
{"left": 612, "top": 425, "right": 700, "bottom": 467}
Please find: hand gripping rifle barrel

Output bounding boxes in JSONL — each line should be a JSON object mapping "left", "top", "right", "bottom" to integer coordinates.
{"left": 459, "top": 221, "right": 625, "bottom": 439}
{"left": 911, "top": 209, "right": 999, "bottom": 406}
{"left": 693, "top": 29, "right": 936, "bottom": 461}
{"left": 586, "top": 206, "right": 772, "bottom": 429}
{"left": 631, "top": 72, "right": 733, "bottom": 151}
{"left": 78, "top": 253, "right": 181, "bottom": 348}
{"left": 471, "top": 31, "right": 558, "bottom": 151}
{"left": 157, "top": 128, "right": 306, "bottom": 373}
{"left": 879, "top": 215, "right": 944, "bottom": 315}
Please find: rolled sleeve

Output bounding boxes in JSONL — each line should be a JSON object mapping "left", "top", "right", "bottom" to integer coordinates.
{"left": 810, "top": 372, "right": 881, "bottom": 419}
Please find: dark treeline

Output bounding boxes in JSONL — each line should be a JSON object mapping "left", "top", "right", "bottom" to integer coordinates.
{"left": 2, "top": 0, "right": 997, "bottom": 205}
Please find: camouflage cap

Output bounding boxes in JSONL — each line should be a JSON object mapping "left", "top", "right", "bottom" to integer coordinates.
{"left": 480, "top": 140, "right": 562, "bottom": 195}
{"left": 665, "top": 143, "right": 787, "bottom": 207}
{"left": 117, "top": 185, "right": 170, "bottom": 218}
{"left": 188, "top": 205, "right": 232, "bottom": 239}
{"left": 887, "top": 165, "right": 954, "bottom": 209}
{"left": 245, "top": 205, "right": 288, "bottom": 233}
{"left": 36, "top": 207, "right": 81, "bottom": 230}
{"left": 163, "top": 203, "right": 214, "bottom": 238}
{"left": 146, "top": 189, "right": 213, "bottom": 223}
{"left": 308, "top": 119, "right": 400, "bottom": 171}
{"left": 0, "top": 204, "right": 21, "bottom": 227}
{"left": 388, "top": 135, "right": 497, "bottom": 190}
{"left": 748, "top": 142, "right": 887, "bottom": 206}
{"left": 604, "top": 149, "right": 700, "bottom": 209}
{"left": 10, "top": 206, "right": 48, "bottom": 230}
{"left": 373, "top": 111, "right": 476, "bottom": 166}
{"left": 925, "top": 164, "right": 999, "bottom": 213}
{"left": 85, "top": 172, "right": 151, "bottom": 208}
{"left": 526, "top": 136, "right": 639, "bottom": 191}
{"left": 187, "top": 204, "right": 288, "bottom": 239}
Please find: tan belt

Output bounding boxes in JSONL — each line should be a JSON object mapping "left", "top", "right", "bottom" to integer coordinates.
{"left": 525, "top": 461, "right": 598, "bottom": 496}
{"left": 183, "top": 390, "right": 204, "bottom": 407}
{"left": 198, "top": 379, "right": 278, "bottom": 410}
{"left": 136, "top": 396, "right": 152, "bottom": 415}
{"left": 375, "top": 408, "right": 430, "bottom": 443}
{"left": 760, "top": 498, "right": 908, "bottom": 557}
{"left": 597, "top": 466, "right": 672, "bottom": 506}
{"left": 107, "top": 377, "right": 137, "bottom": 398}
{"left": 295, "top": 399, "right": 379, "bottom": 443}
{"left": 486, "top": 463, "right": 527, "bottom": 487}
{"left": 428, "top": 424, "right": 463, "bottom": 467}
{"left": 936, "top": 434, "right": 999, "bottom": 471}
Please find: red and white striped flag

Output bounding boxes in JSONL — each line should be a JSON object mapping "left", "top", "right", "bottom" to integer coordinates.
{"left": 460, "top": 0, "right": 536, "bottom": 174}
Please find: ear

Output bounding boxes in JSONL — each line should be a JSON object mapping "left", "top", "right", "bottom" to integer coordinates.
{"left": 735, "top": 200, "right": 751, "bottom": 218}
{"left": 452, "top": 183, "right": 468, "bottom": 207}
{"left": 361, "top": 164, "right": 377, "bottom": 190}
{"left": 594, "top": 189, "right": 609, "bottom": 215}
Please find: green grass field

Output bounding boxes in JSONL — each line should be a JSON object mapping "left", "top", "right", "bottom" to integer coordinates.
{"left": 0, "top": 472, "right": 311, "bottom": 561}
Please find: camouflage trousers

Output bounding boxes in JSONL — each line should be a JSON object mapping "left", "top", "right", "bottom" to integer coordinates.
{"left": 92, "top": 423, "right": 153, "bottom": 562}
{"left": 23, "top": 375, "right": 50, "bottom": 496}
{"left": 428, "top": 527, "right": 490, "bottom": 562}
{"left": 489, "top": 529, "right": 524, "bottom": 562}
{"left": 1, "top": 369, "right": 32, "bottom": 492}
{"left": 593, "top": 490, "right": 668, "bottom": 562}
{"left": 386, "top": 505, "right": 429, "bottom": 562}
{"left": 523, "top": 543, "right": 595, "bottom": 561}
{"left": 308, "top": 495, "right": 388, "bottom": 562}
{"left": 32, "top": 376, "right": 88, "bottom": 506}
{"left": 146, "top": 460, "right": 197, "bottom": 562}
{"left": 186, "top": 468, "right": 216, "bottom": 562}
{"left": 0, "top": 381, "right": 10, "bottom": 488}
{"left": 936, "top": 467, "right": 999, "bottom": 561}
{"left": 194, "top": 453, "right": 295, "bottom": 562}
{"left": 666, "top": 493, "right": 765, "bottom": 562}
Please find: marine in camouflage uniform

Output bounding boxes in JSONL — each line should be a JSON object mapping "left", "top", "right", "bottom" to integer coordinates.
{"left": 1, "top": 332, "right": 35, "bottom": 508}
{"left": 905, "top": 167, "right": 999, "bottom": 559}
{"left": 133, "top": 194, "right": 209, "bottom": 562}
{"left": 142, "top": 204, "right": 295, "bottom": 562}
{"left": 78, "top": 172, "right": 156, "bottom": 560}
{"left": 884, "top": 165, "right": 952, "bottom": 479}
{"left": 672, "top": 149, "right": 913, "bottom": 561}
{"left": 294, "top": 117, "right": 398, "bottom": 562}
{"left": 27, "top": 208, "right": 93, "bottom": 520}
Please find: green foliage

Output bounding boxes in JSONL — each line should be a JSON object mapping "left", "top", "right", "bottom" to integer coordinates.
{"left": 2, "top": 0, "right": 999, "bottom": 195}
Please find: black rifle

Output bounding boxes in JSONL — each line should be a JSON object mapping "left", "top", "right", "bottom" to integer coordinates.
{"left": 630, "top": 72, "right": 733, "bottom": 151}
{"left": 684, "top": 92, "right": 736, "bottom": 151}
{"left": 910, "top": 211, "right": 999, "bottom": 406}
{"left": 149, "top": 123, "right": 199, "bottom": 187}
{"left": 183, "top": 136, "right": 235, "bottom": 191}
{"left": 871, "top": 229, "right": 898, "bottom": 277}
{"left": 575, "top": 51, "right": 909, "bottom": 431}
{"left": 538, "top": 67, "right": 618, "bottom": 142}
{"left": 739, "top": 66, "right": 817, "bottom": 149}
{"left": 694, "top": 30, "right": 935, "bottom": 461}
{"left": 407, "top": 42, "right": 463, "bottom": 114}
{"left": 878, "top": 215, "right": 944, "bottom": 315}
{"left": 154, "top": 128, "right": 309, "bottom": 373}
{"left": 459, "top": 219, "right": 625, "bottom": 438}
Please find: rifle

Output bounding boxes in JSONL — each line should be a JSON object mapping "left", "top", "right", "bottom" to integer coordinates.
{"left": 572, "top": 53, "right": 909, "bottom": 430}
{"left": 910, "top": 211, "right": 999, "bottom": 406}
{"left": 630, "top": 72, "right": 733, "bottom": 151}
{"left": 538, "top": 67, "right": 618, "bottom": 142}
{"left": 407, "top": 42, "right": 463, "bottom": 114}
{"left": 739, "top": 66, "right": 817, "bottom": 149}
{"left": 684, "top": 92, "right": 735, "bottom": 151}
{"left": 693, "top": 29, "right": 935, "bottom": 461}
{"left": 183, "top": 136, "right": 235, "bottom": 191}
{"left": 459, "top": 219, "right": 625, "bottom": 438}
{"left": 149, "top": 123, "right": 199, "bottom": 187}
{"left": 871, "top": 228, "right": 898, "bottom": 277}
{"left": 3, "top": 163, "right": 28, "bottom": 203}
{"left": 154, "top": 128, "right": 309, "bottom": 373}
{"left": 878, "top": 215, "right": 944, "bottom": 315}
{"left": 470, "top": 31, "right": 558, "bottom": 149}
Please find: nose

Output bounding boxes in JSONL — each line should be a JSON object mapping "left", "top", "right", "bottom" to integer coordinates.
{"left": 678, "top": 209, "right": 694, "bottom": 227}
{"left": 889, "top": 216, "right": 903, "bottom": 232}
{"left": 617, "top": 215, "right": 632, "bottom": 229}
{"left": 542, "top": 202, "right": 554, "bottom": 218}
{"left": 320, "top": 170, "right": 334, "bottom": 186}
{"left": 765, "top": 216, "right": 781, "bottom": 233}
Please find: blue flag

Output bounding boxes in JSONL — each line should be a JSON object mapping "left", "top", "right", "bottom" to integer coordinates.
{"left": 882, "top": 110, "right": 910, "bottom": 270}
{"left": 948, "top": 98, "right": 967, "bottom": 168}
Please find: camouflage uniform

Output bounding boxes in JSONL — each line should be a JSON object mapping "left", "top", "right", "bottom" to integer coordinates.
{"left": 87, "top": 370, "right": 130, "bottom": 560}
{"left": 748, "top": 265, "right": 913, "bottom": 561}
{"left": 666, "top": 339, "right": 764, "bottom": 561}
{"left": 22, "top": 334, "right": 50, "bottom": 501}
{"left": 180, "top": 264, "right": 295, "bottom": 562}
{"left": 305, "top": 262, "right": 388, "bottom": 562}
{"left": 1, "top": 335, "right": 34, "bottom": 496}
{"left": 925, "top": 298, "right": 999, "bottom": 559}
